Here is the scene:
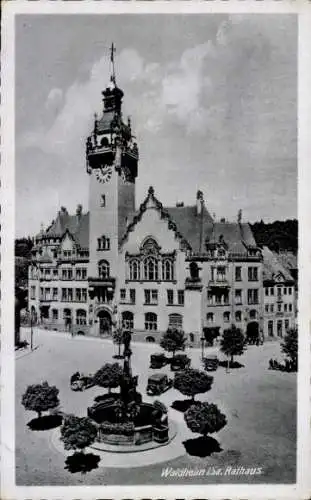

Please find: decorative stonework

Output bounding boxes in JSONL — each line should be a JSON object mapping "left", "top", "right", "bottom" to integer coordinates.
{"left": 119, "top": 187, "right": 192, "bottom": 253}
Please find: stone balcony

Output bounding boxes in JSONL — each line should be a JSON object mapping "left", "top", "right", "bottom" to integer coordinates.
{"left": 208, "top": 279, "right": 230, "bottom": 288}
{"left": 88, "top": 276, "right": 116, "bottom": 288}
{"left": 185, "top": 277, "right": 203, "bottom": 291}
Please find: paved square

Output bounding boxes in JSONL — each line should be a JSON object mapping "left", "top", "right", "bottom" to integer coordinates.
{"left": 16, "top": 329, "right": 296, "bottom": 485}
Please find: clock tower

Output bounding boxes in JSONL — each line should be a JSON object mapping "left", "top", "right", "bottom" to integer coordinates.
{"left": 86, "top": 45, "right": 139, "bottom": 333}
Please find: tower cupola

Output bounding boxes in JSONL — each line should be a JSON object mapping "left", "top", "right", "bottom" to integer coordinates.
{"left": 86, "top": 43, "right": 139, "bottom": 179}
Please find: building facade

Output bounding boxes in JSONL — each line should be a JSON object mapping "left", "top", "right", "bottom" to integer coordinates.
{"left": 262, "top": 246, "right": 296, "bottom": 338}
{"left": 28, "top": 64, "right": 296, "bottom": 345}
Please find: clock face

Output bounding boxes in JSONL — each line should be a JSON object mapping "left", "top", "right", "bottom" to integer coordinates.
{"left": 94, "top": 165, "right": 113, "bottom": 184}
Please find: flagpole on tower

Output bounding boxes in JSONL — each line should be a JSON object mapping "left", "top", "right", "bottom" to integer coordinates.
{"left": 110, "top": 43, "right": 116, "bottom": 85}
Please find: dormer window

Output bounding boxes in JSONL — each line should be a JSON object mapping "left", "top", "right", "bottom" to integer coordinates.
{"left": 98, "top": 235, "right": 110, "bottom": 251}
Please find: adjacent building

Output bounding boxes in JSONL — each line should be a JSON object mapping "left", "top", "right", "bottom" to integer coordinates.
{"left": 262, "top": 246, "right": 296, "bottom": 338}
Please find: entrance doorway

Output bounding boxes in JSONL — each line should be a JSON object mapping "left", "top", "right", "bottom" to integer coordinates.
{"left": 97, "top": 309, "right": 112, "bottom": 336}
{"left": 246, "top": 321, "right": 259, "bottom": 344}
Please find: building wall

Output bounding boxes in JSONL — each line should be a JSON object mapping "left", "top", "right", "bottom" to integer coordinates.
{"left": 263, "top": 282, "right": 296, "bottom": 338}
{"left": 88, "top": 167, "right": 119, "bottom": 278}
{"left": 118, "top": 204, "right": 189, "bottom": 342}
{"left": 201, "top": 259, "right": 263, "bottom": 335}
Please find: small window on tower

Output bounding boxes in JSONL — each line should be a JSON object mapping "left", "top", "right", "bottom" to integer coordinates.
{"left": 101, "top": 195, "right": 106, "bottom": 207}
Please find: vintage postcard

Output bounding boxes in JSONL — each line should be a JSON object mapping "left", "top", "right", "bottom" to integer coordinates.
{"left": 1, "top": 1, "right": 311, "bottom": 499}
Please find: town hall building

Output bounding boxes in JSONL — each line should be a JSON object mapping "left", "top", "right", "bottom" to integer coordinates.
{"left": 28, "top": 56, "right": 296, "bottom": 345}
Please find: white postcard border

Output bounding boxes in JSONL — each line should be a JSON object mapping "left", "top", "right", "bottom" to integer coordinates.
{"left": 1, "top": 1, "right": 310, "bottom": 499}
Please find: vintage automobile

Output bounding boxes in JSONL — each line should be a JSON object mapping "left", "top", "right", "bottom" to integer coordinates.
{"left": 149, "top": 353, "right": 168, "bottom": 369}
{"left": 146, "top": 373, "right": 173, "bottom": 396}
{"left": 70, "top": 372, "right": 94, "bottom": 392}
{"left": 202, "top": 355, "right": 219, "bottom": 372}
{"left": 170, "top": 354, "right": 191, "bottom": 372}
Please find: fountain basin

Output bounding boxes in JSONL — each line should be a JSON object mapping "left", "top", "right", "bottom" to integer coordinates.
{"left": 88, "top": 400, "right": 169, "bottom": 446}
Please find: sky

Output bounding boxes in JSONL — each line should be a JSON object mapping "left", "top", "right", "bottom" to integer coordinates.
{"left": 15, "top": 14, "right": 297, "bottom": 238}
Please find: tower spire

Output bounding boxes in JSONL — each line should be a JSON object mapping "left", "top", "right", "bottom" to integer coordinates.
{"left": 110, "top": 43, "right": 116, "bottom": 85}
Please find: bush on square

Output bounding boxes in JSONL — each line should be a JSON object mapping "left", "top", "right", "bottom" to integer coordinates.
{"left": 21, "top": 381, "right": 59, "bottom": 419}
{"left": 281, "top": 327, "right": 298, "bottom": 371}
{"left": 93, "top": 362, "right": 123, "bottom": 393}
{"left": 184, "top": 402, "right": 227, "bottom": 438}
{"left": 173, "top": 368, "right": 213, "bottom": 402}
{"left": 60, "top": 414, "right": 98, "bottom": 452}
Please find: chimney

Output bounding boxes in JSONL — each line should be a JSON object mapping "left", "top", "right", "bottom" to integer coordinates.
{"left": 220, "top": 217, "right": 226, "bottom": 223}
{"left": 196, "top": 190, "right": 204, "bottom": 215}
{"left": 76, "top": 204, "right": 82, "bottom": 217}
{"left": 176, "top": 201, "right": 184, "bottom": 207}
{"left": 238, "top": 209, "right": 242, "bottom": 224}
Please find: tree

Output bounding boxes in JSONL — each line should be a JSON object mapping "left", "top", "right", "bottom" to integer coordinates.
{"left": 93, "top": 363, "right": 122, "bottom": 393}
{"left": 184, "top": 402, "right": 227, "bottom": 438}
{"left": 281, "top": 327, "right": 298, "bottom": 371}
{"left": 21, "top": 381, "right": 59, "bottom": 418}
{"left": 60, "top": 414, "right": 98, "bottom": 453}
{"left": 15, "top": 286, "right": 28, "bottom": 346}
{"left": 113, "top": 328, "right": 124, "bottom": 359}
{"left": 220, "top": 325, "right": 246, "bottom": 365}
{"left": 160, "top": 328, "right": 186, "bottom": 357}
{"left": 173, "top": 369, "right": 213, "bottom": 402}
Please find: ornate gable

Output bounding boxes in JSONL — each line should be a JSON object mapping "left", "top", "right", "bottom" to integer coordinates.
{"left": 119, "top": 186, "right": 191, "bottom": 253}
{"left": 274, "top": 272, "right": 285, "bottom": 283}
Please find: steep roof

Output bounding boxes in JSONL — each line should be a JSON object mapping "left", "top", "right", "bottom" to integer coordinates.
{"left": 262, "top": 246, "right": 294, "bottom": 282}
{"left": 277, "top": 251, "right": 298, "bottom": 271}
{"left": 44, "top": 211, "right": 89, "bottom": 249}
{"left": 120, "top": 187, "right": 257, "bottom": 255}
{"left": 204, "top": 221, "right": 256, "bottom": 255}
{"left": 165, "top": 205, "right": 213, "bottom": 253}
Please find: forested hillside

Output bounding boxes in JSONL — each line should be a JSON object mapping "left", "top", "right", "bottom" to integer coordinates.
{"left": 15, "top": 237, "right": 34, "bottom": 288}
{"left": 250, "top": 219, "right": 298, "bottom": 254}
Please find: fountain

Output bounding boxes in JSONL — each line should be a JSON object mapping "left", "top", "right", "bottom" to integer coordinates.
{"left": 87, "top": 330, "right": 171, "bottom": 448}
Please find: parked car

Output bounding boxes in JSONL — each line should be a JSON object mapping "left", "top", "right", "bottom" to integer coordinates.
{"left": 202, "top": 355, "right": 219, "bottom": 371}
{"left": 150, "top": 353, "right": 167, "bottom": 369}
{"left": 170, "top": 354, "right": 191, "bottom": 371}
{"left": 70, "top": 372, "right": 94, "bottom": 392}
{"left": 146, "top": 373, "right": 173, "bottom": 395}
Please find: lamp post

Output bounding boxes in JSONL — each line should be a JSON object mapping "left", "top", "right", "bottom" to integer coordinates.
{"left": 30, "top": 309, "right": 34, "bottom": 351}
{"left": 200, "top": 335, "right": 205, "bottom": 360}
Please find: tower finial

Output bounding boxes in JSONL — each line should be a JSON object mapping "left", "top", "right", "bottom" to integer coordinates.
{"left": 110, "top": 43, "right": 116, "bottom": 85}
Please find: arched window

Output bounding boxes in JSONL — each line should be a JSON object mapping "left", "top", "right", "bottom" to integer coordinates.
{"left": 100, "top": 136, "right": 109, "bottom": 148}
{"left": 129, "top": 259, "right": 140, "bottom": 281}
{"left": 97, "top": 236, "right": 110, "bottom": 251}
{"left": 98, "top": 260, "right": 110, "bottom": 279}
{"left": 144, "top": 257, "right": 158, "bottom": 281}
{"left": 63, "top": 308, "right": 72, "bottom": 329}
{"left": 207, "top": 313, "right": 214, "bottom": 323}
{"left": 162, "top": 259, "right": 174, "bottom": 281}
{"left": 76, "top": 309, "right": 87, "bottom": 325}
{"left": 52, "top": 308, "right": 58, "bottom": 321}
{"left": 146, "top": 336, "right": 155, "bottom": 343}
{"left": 249, "top": 309, "right": 257, "bottom": 319}
{"left": 168, "top": 313, "right": 183, "bottom": 330}
{"left": 223, "top": 311, "right": 230, "bottom": 322}
{"left": 145, "top": 312, "right": 157, "bottom": 331}
{"left": 122, "top": 311, "right": 134, "bottom": 330}
{"left": 235, "top": 311, "right": 242, "bottom": 322}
